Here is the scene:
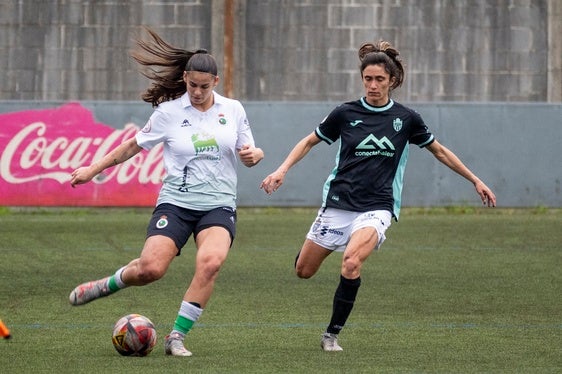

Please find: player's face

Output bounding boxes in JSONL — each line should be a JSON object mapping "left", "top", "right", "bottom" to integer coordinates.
{"left": 361, "top": 64, "right": 395, "bottom": 107}
{"left": 184, "top": 71, "right": 219, "bottom": 111}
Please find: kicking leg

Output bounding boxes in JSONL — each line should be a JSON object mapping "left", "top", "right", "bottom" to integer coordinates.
{"left": 294, "top": 239, "right": 332, "bottom": 279}
{"left": 69, "top": 235, "right": 177, "bottom": 306}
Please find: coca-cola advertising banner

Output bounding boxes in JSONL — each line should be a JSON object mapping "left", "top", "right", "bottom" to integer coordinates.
{"left": 0, "top": 102, "right": 163, "bottom": 206}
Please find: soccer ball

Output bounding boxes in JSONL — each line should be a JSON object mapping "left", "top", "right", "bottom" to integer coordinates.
{"left": 112, "top": 314, "right": 157, "bottom": 356}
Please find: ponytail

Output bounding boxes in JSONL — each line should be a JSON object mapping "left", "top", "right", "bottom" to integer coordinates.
{"left": 131, "top": 27, "right": 217, "bottom": 107}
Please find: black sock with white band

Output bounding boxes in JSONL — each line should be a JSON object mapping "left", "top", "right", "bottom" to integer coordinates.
{"left": 326, "top": 275, "right": 361, "bottom": 335}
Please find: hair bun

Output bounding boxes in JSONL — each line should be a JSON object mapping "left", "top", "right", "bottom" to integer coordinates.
{"left": 358, "top": 43, "right": 376, "bottom": 60}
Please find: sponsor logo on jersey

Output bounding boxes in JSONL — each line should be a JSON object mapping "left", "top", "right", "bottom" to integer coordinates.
{"left": 355, "top": 134, "right": 395, "bottom": 157}
{"left": 191, "top": 133, "right": 220, "bottom": 160}
{"left": 349, "top": 119, "right": 363, "bottom": 127}
{"left": 181, "top": 119, "right": 192, "bottom": 127}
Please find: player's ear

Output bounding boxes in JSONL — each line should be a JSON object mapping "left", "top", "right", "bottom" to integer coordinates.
{"left": 183, "top": 71, "right": 188, "bottom": 83}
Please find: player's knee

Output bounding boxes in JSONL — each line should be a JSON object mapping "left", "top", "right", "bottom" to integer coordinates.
{"left": 295, "top": 262, "right": 315, "bottom": 279}
{"left": 341, "top": 255, "right": 362, "bottom": 278}
{"left": 198, "top": 254, "right": 225, "bottom": 281}
{"left": 295, "top": 268, "right": 313, "bottom": 279}
{"left": 136, "top": 264, "right": 166, "bottom": 284}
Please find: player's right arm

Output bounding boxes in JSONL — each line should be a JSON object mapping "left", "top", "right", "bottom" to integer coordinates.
{"left": 70, "top": 137, "right": 143, "bottom": 187}
{"left": 260, "top": 131, "right": 321, "bottom": 194}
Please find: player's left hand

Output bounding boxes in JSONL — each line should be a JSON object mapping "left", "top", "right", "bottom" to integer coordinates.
{"left": 475, "top": 180, "right": 496, "bottom": 207}
{"left": 238, "top": 144, "right": 264, "bottom": 167}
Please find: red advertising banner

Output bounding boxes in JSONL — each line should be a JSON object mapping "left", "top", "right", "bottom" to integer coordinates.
{"left": 0, "top": 102, "right": 163, "bottom": 206}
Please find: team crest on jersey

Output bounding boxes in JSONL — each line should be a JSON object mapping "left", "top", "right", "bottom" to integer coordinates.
{"left": 393, "top": 118, "right": 403, "bottom": 132}
{"left": 218, "top": 113, "right": 227, "bottom": 125}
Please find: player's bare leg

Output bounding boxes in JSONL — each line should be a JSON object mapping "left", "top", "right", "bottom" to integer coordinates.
{"left": 69, "top": 236, "right": 177, "bottom": 306}
{"left": 294, "top": 239, "right": 332, "bottom": 279}
{"left": 166, "top": 227, "right": 231, "bottom": 357}
{"left": 121, "top": 236, "right": 178, "bottom": 285}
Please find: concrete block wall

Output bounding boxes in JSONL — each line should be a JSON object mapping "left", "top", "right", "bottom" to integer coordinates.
{"left": 0, "top": 0, "right": 213, "bottom": 101}
{"left": 0, "top": 0, "right": 560, "bottom": 103}
{"left": 242, "top": 0, "right": 558, "bottom": 102}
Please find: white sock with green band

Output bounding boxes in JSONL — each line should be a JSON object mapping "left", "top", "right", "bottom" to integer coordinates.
{"left": 172, "top": 301, "right": 203, "bottom": 338}
{"left": 107, "top": 266, "right": 127, "bottom": 292}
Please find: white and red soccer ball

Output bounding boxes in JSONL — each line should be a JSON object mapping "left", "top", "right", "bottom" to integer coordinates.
{"left": 112, "top": 314, "right": 157, "bottom": 356}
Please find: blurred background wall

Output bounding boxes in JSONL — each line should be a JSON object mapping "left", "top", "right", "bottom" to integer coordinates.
{"left": 1, "top": 0, "right": 561, "bottom": 208}
{"left": 1, "top": 0, "right": 560, "bottom": 103}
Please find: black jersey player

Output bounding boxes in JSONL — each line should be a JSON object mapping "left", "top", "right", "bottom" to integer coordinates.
{"left": 261, "top": 39, "right": 496, "bottom": 352}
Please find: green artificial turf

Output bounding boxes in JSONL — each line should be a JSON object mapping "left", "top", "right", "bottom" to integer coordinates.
{"left": 0, "top": 207, "right": 560, "bottom": 373}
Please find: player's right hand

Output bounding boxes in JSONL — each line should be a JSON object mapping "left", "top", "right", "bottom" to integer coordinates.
{"left": 70, "top": 166, "right": 97, "bottom": 187}
{"left": 260, "top": 170, "right": 286, "bottom": 194}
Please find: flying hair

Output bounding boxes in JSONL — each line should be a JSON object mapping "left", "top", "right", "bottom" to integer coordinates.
{"left": 130, "top": 27, "right": 217, "bottom": 107}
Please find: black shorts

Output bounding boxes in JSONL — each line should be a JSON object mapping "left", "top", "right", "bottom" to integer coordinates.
{"left": 146, "top": 203, "right": 237, "bottom": 255}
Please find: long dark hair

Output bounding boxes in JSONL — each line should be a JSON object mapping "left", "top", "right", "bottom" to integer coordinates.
{"left": 130, "top": 27, "right": 218, "bottom": 107}
{"left": 358, "top": 40, "right": 405, "bottom": 90}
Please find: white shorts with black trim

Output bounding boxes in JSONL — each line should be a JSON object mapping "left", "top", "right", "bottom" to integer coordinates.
{"left": 306, "top": 207, "right": 392, "bottom": 252}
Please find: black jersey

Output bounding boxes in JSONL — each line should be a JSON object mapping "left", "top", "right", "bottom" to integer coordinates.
{"left": 315, "top": 98, "right": 434, "bottom": 219}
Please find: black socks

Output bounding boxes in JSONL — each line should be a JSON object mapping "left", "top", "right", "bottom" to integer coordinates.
{"left": 326, "top": 275, "right": 361, "bottom": 335}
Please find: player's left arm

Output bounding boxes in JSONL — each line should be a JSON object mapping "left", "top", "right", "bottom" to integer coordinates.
{"left": 426, "top": 140, "right": 496, "bottom": 207}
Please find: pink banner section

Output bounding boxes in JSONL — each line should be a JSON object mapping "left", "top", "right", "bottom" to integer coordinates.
{"left": 0, "top": 103, "right": 163, "bottom": 206}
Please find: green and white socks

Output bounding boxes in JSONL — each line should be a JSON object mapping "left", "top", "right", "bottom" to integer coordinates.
{"left": 171, "top": 301, "right": 204, "bottom": 339}
{"left": 104, "top": 268, "right": 204, "bottom": 341}
{"left": 107, "top": 266, "right": 128, "bottom": 293}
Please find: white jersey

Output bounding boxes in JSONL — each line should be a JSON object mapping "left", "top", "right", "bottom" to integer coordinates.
{"left": 136, "top": 92, "right": 255, "bottom": 211}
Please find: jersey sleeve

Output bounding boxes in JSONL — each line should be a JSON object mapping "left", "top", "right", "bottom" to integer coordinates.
{"left": 409, "top": 110, "right": 434, "bottom": 148}
{"left": 234, "top": 101, "right": 255, "bottom": 150}
{"left": 315, "top": 105, "right": 344, "bottom": 145}
{"left": 135, "top": 109, "right": 170, "bottom": 150}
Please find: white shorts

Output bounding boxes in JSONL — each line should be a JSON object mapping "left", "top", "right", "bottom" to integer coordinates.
{"left": 306, "top": 207, "right": 392, "bottom": 252}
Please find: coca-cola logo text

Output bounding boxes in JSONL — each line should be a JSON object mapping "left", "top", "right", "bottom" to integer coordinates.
{"left": 1, "top": 121, "right": 164, "bottom": 184}
{"left": 0, "top": 103, "right": 163, "bottom": 206}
